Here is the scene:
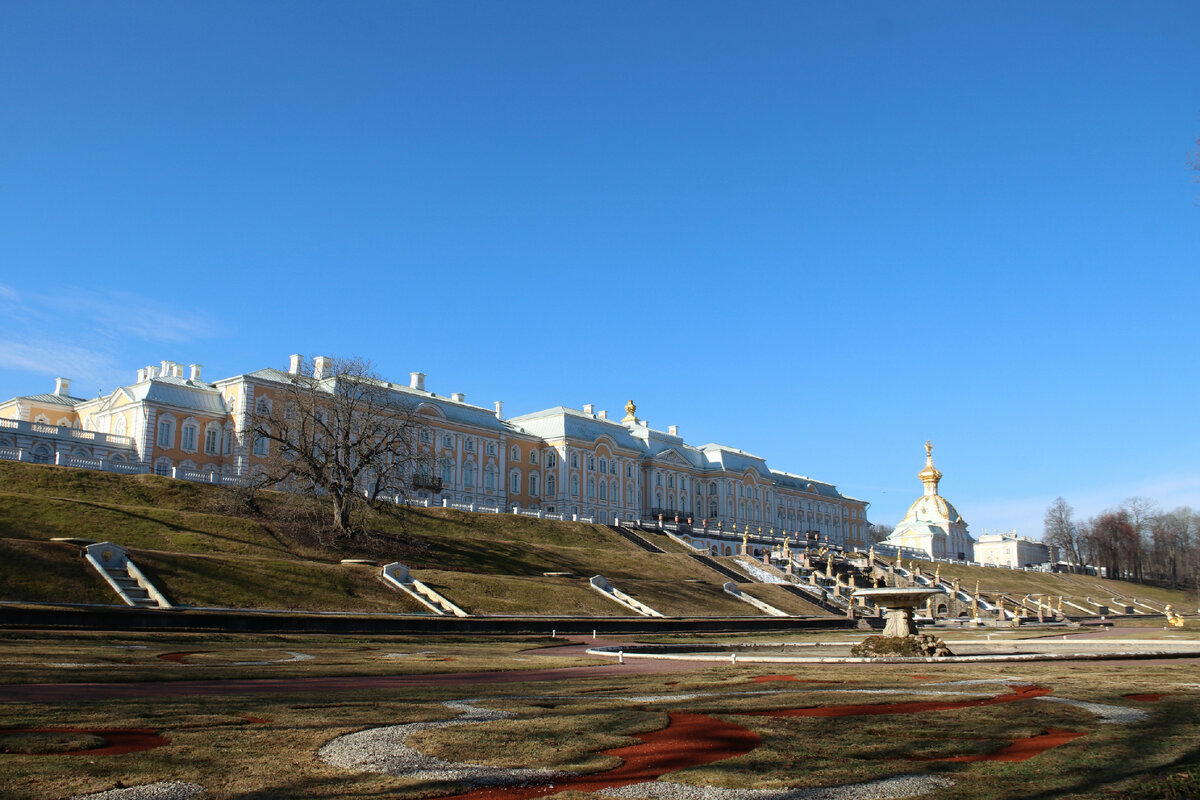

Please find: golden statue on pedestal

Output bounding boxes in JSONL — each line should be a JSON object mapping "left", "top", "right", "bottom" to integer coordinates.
{"left": 622, "top": 400, "right": 638, "bottom": 423}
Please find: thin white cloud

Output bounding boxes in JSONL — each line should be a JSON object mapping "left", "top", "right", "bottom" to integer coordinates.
{"left": 0, "top": 286, "right": 219, "bottom": 395}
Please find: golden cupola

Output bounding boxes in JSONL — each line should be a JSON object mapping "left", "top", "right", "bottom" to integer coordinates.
{"left": 902, "top": 440, "right": 964, "bottom": 525}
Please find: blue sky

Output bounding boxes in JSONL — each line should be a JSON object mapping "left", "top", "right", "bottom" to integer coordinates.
{"left": 2, "top": 2, "right": 1198, "bottom": 536}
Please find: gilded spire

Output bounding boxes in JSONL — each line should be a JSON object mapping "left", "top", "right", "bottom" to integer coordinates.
{"left": 622, "top": 399, "right": 638, "bottom": 423}
{"left": 919, "top": 440, "right": 942, "bottom": 497}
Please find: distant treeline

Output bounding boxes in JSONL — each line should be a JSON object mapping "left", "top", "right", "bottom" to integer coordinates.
{"left": 1044, "top": 496, "right": 1199, "bottom": 595}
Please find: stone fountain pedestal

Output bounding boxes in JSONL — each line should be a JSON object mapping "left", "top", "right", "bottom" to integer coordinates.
{"left": 853, "top": 587, "right": 942, "bottom": 638}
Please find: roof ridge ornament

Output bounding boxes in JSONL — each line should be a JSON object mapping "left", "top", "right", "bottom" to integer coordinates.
{"left": 622, "top": 399, "right": 638, "bottom": 423}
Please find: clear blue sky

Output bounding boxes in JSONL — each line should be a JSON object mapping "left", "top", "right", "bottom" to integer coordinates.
{"left": 2, "top": 2, "right": 1198, "bottom": 536}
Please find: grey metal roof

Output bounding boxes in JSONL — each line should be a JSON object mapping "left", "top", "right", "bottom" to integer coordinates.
{"left": 132, "top": 379, "right": 229, "bottom": 415}
{"left": 18, "top": 392, "right": 88, "bottom": 407}
{"left": 509, "top": 407, "right": 643, "bottom": 449}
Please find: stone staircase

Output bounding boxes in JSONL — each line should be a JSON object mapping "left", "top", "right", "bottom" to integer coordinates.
{"left": 84, "top": 542, "right": 172, "bottom": 608}
{"left": 380, "top": 562, "right": 469, "bottom": 616}
{"left": 608, "top": 525, "right": 666, "bottom": 554}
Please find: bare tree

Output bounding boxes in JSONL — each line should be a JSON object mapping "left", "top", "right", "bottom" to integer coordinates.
{"left": 249, "top": 357, "right": 434, "bottom": 537}
{"left": 1044, "top": 497, "right": 1084, "bottom": 568}
{"left": 1121, "top": 496, "right": 1158, "bottom": 581}
{"left": 867, "top": 522, "right": 894, "bottom": 544}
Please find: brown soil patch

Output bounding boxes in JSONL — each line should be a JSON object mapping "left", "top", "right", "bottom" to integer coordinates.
{"left": 925, "top": 728, "right": 1086, "bottom": 762}
{"left": 0, "top": 728, "right": 168, "bottom": 755}
{"left": 1124, "top": 693, "right": 1168, "bottom": 702}
{"left": 748, "top": 684, "right": 1052, "bottom": 718}
{"left": 433, "top": 712, "right": 760, "bottom": 800}
{"left": 157, "top": 651, "right": 199, "bottom": 664}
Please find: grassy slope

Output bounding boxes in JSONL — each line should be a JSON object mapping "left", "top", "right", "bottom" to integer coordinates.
{"left": 0, "top": 462, "right": 794, "bottom": 616}
{"left": 2, "top": 460, "right": 1188, "bottom": 616}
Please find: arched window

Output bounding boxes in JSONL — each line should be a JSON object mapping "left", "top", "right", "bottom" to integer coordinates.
{"left": 441, "top": 460, "right": 454, "bottom": 486}
{"left": 655, "top": 473, "right": 662, "bottom": 487}
{"left": 599, "top": 458, "right": 606, "bottom": 474}
{"left": 484, "top": 464, "right": 497, "bottom": 491}
{"left": 463, "top": 461, "right": 475, "bottom": 488}
{"left": 114, "top": 416, "right": 127, "bottom": 437}
{"left": 510, "top": 470, "right": 521, "bottom": 494}
{"left": 180, "top": 418, "right": 199, "bottom": 452}
{"left": 465, "top": 439, "right": 474, "bottom": 452}
{"left": 710, "top": 499, "right": 718, "bottom": 517}
{"left": 156, "top": 414, "right": 176, "bottom": 449}
{"left": 588, "top": 457, "right": 595, "bottom": 470}
{"left": 511, "top": 445, "right": 520, "bottom": 461}
{"left": 625, "top": 465, "right": 632, "bottom": 478}
{"left": 546, "top": 474, "right": 556, "bottom": 495}
{"left": 547, "top": 452, "right": 556, "bottom": 468}
{"left": 668, "top": 475, "right": 674, "bottom": 489}
{"left": 588, "top": 478, "right": 596, "bottom": 498}
{"left": 223, "top": 424, "right": 234, "bottom": 456}
{"left": 571, "top": 452, "right": 579, "bottom": 468}
{"left": 32, "top": 444, "right": 53, "bottom": 464}
{"left": 154, "top": 456, "right": 173, "bottom": 476}
{"left": 256, "top": 397, "right": 270, "bottom": 415}
{"left": 570, "top": 475, "right": 580, "bottom": 496}
{"left": 204, "top": 423, "right": 220, "bottom": 455}
{"left": 529, "top": 450, "right": 538, "bottom": 465}
{"left": 625, "top": 485, "right": 633, "bottom": 505}
{"left": 529, "top": 473, "right": 539, "bottom": 496}
{"left": 598, "top": 481, "right": 606, "bottom": 500}
{"left": 609, "top": 480, "right": 617, "bottom": 503}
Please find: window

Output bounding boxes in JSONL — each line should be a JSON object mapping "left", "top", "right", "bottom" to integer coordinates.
{"left": 529, "top": 473, "right": 539, "bottom": 496}
{"left": 157, "top": 419, "right": 174, "bottom": 448}
{"left": 680, "top": 478, "right": 687, "bottom": 491}
{"left": 547, "top": 452, "right": 556, "bottom": 468}
{"left": 204, "top": 427, "right": 219, "bottom": 455}
{"left": 667, "top": 476, "right": 674, "bottom": 489}
{"left": 570, "top": 475, "right": 579, "bottom": 496}
{"left": 486, "top": 442, "right": 496, "bottom": 455}
{"left": 625, "top": 465, "right": 632, "bottom": 478}
{"left": 625, "top": 485, "right": 633, "bottom": 505}
{"left": 510, "top": 470, "right": 521, "bottom": 494}
{"left": 181, "top": 424, "right": 197, "bottom": 452}
{"left": 529, "top": 450, "right": 538, "bottom": 465}
{"left": 599, "top": 458, "right": 607, "bottom": 474}
{"left": 442, "top": 461, "right": 454, "bottom": 486}
{"left": 465, "top": 439, "right": 474, "bottom": 452}
{"left": 655, "top": 474, "right": 662, "bottom": 487}
{"left": 611, "top": 462, "right": 617, "bottom": 475}
{"left": 154, "top": 457, "right": 172, "bottom": 476}
{"left": 598, "top": 481, "right": 607, "bottom": 500}
{"left": 223, "top": 427, "right": 234, "bottom": 456}
{"left": 588, "top": 478, "right": 596, "bottom": 498}
{"left": 588, "top": 457, "right": 595, "bottom": 470}
{"left": 463, "top": 462, "right": 475, "bottom": 488}
{"left": 114, "top": 416, "right": 127, "bottom": 437}
{"left": 571, "top": 453, "right": 579, "bottom": 468}
{"left": 511, "top": 445, "right": 520, "bottom": 461}
{"left": 253, "top": 435, "right": 268, "bottom": 456}
{"left": 610, "top": 479, "right": 617, "bottom": 502}
{"left": 256, "top": 398, "right": 269, "bottom": 415}
{"left": 484, "top": 465, "right": 497, "bottom": 491}
{"left": 420, "top": 429, "right": 431, "bottom": 444}
{"left": 443, "top": 434, "right": 453, "bottom": 448}
{"left": 546, "top": 474, "right": 556, "bottom": 495}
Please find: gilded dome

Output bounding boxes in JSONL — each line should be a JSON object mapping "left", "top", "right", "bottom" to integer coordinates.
{"left": 903, "top": 494, "right": 964, "bottom": 524}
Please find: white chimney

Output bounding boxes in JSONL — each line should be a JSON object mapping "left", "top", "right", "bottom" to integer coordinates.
{"left": 668, "top": 425, "right": 679, "bottom": 436}
{"left": 494, "top": 401, "right": 504, "bottom": 419}
{"left": 410, "top": 372, "right": 426, "bottom": 391}
{"left": 599, "top": 410, "right": 608, "bottom": 420}
{"left": 313, "top": 356, "right": 333, "bottom": 380}
{"left": 451, "top": 392, "right": 465, "bottom": 403}
{"left": 174, "top": 364, "right": 183, "bottom": 377}
{"left": 160, "top": 360, "right": 171, "bottom": 377}
{"left": 146, "top": 365, "right": 158, "bottom": 379}
{"left": 137, "top": 368, "right": 146, "bottom": 383}
{"left": 288, "top": 354, "right": 303, "bottom": 374}
{"left": 583, "top": 403, "right": 595, "bottom": 415}
{"left": 189, "top": 364, "right": 202, "bottom": 382}
{"left": 55, "top": 377, "right": 71, "bottom": 396}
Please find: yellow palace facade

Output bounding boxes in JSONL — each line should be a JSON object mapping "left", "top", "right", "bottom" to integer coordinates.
{"left": 0, "top": 355, "right": 871, "bottom": 548}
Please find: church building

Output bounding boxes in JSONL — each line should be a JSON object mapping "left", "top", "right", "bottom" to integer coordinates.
{"left": 882, "top": 441, "right": 975, "bottom": 561}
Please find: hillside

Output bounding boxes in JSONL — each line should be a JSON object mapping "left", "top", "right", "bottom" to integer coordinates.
{"left": 0, "top": 462, "right": 806, "bottom": 616}
{"left": 0, "top": 461, "right": 1191, "bottom": 618}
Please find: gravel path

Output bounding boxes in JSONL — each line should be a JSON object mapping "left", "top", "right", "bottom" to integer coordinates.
{"left": 69, "top": 782, "right": 204, "bottom": 800}
{"left": 317, "top": 700, "right": 571, "bottom": 786}
{"left": 601, "top": 775, "right": 955, "bottom": 800}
